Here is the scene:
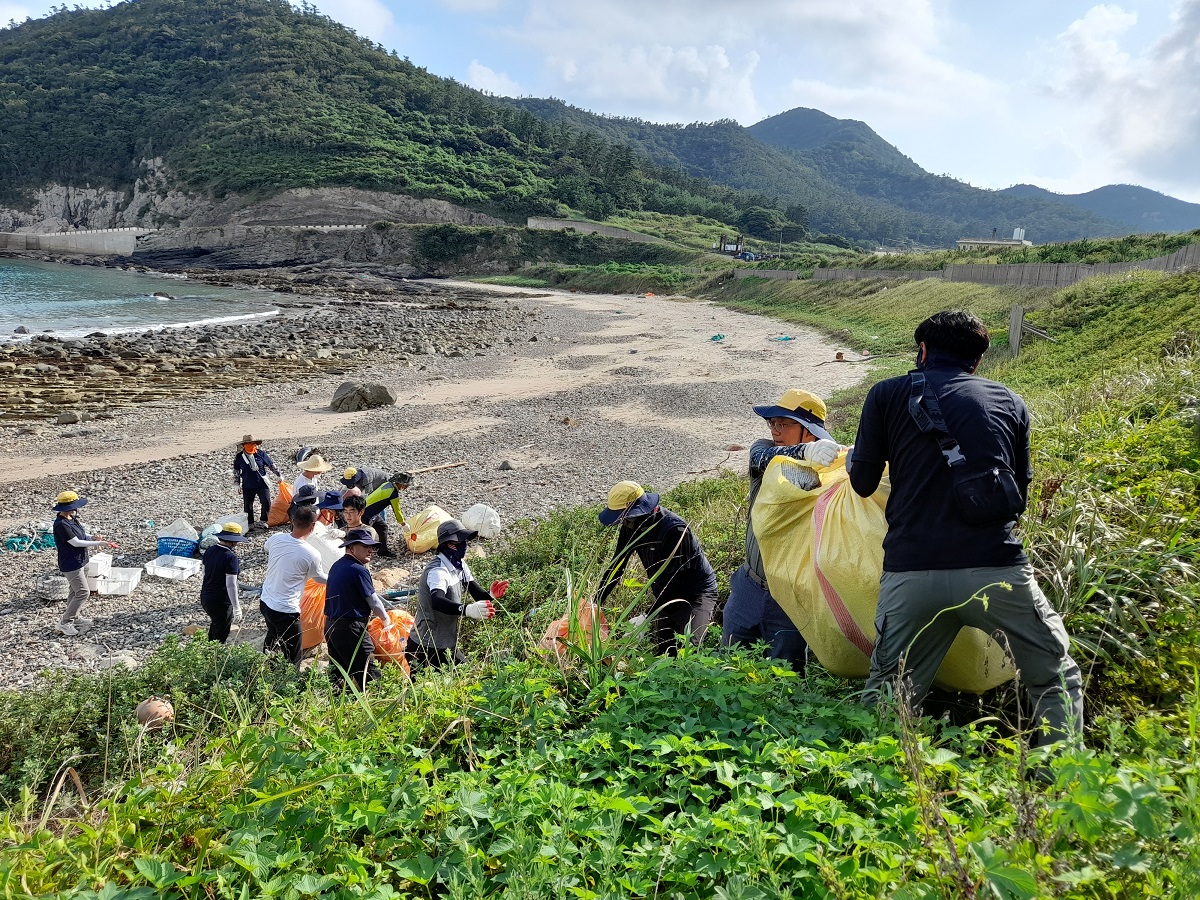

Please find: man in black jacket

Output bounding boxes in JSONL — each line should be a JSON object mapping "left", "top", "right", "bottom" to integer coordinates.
{"left": 849, "top": 310, "right": 1083, "bottom": 744}
{"left": 597, "top": 481, "right": 718, "bottom": 656}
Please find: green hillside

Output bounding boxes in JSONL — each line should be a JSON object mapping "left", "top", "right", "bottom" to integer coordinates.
{"left": 0, "top": 0, "right": 762, "bottom": 227}
{"left": 4, "top": 271, "right": 1199, "bottom": 896}
{"left": 509, "top": 99, "right": 1136, "bottom": 245}
{"left": 1002, "top": 183, "right": 1200, "bottom": 234}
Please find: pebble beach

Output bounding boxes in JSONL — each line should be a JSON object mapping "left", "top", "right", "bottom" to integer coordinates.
{"left": 0, "top": 273, "right": 865, "bottom": 690}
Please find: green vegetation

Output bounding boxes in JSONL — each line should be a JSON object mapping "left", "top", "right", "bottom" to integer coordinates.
{"left": 509, "top": 99, "right": 1144, "bottom": 245}
{"left": 840, "top": 230, "right": 1200, "bottom": 271}
{"left": 2, "top": 270, "right": 1199, "bottom": 896}
{"left": 0, "top": 0, "right": 778, "bottom": 230}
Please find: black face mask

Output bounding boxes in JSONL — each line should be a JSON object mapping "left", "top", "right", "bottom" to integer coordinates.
{"left": 442, "top": 542, "right": 466, "bottom": 569}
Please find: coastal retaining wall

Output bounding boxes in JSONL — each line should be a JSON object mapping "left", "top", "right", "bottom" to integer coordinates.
{"left": 812, "top": 268, "right": 942, "bottom": 282}
{"left": 526, "top": 217, "right": 673, "bottom": 246}
{"left": 0, "top": 228, "right": 148, "bottom": 255}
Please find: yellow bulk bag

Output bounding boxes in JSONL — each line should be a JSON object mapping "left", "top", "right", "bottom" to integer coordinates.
{"left": 752, "top": 454, "right": 1015, "bottom": 693}
{"left": 406, "top": 505, "right": 453, "bottom": 554}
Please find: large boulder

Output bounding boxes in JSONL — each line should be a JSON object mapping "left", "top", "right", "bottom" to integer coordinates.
{"left": 330, "top": 381, "right": 396, "bottom": 412}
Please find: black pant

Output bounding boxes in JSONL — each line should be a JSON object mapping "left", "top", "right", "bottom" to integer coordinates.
{"left": 202, "top": 595, "right": 233, "bottom": 643}
{"left": 371, "top": 516, "right": 396, "bottom": 556}
{"left": 648, "top": 591, "right": 717, "bottom": 657}
{"left": 260, "top": 601, "right": 303, "bottom": 667}
{"left": 406, "top": 642, "right": 466, "bottom": 671}
{"left": 325, "top": 617, "right": 379, "bottom": 693}
{"left": 242, "top": 484, "right": 270, "bottom": 524}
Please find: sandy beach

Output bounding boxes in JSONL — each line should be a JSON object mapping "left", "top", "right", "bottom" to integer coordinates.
{"left": 0, "top": 280, "right": 866, "bottom": 689}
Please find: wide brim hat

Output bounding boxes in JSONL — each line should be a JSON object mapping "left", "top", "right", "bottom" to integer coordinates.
{"left": 317, "top": 490, "right": 344, "bottom": 511}
{"left": 339, "top": 467, "right": 359, "bottom": 487}
{"left": 216, "top": 523, "right": 248, "bottom": 543}
{"left": 598, "top": 481, "right": 660, "bottom": 526}
{"left": 339, "top": 527, "right": 381, "bottom": 548}
{"left": 436, "top": 518, "right": 478, "bottom": 545}
{"left": 291, "top": 484, "right": 319, "bottom": 505}
{"left": 752, "top": 389, "right": 834, "bottom": 442}
{"left": 239, "top": 434, "right": 262, "bottom": 445}
{"left": 51, "top": 490, "right": 89, "bottom": 513}
{"left": 297, "top": 453, "right": 333, "bottom": 473}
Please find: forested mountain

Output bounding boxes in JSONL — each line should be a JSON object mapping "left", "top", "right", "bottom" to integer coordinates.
{"left": 1000, "top": 183, "right": 1200, "bottom": 235}
{"left": 2, "top": 0, "right": 1194, "bottom": 246}
{"left": 0, "top": 0, "right": 766, "bottom": 227}
{"left": 510, "top": 100, "right": 1135, "bottom": 245}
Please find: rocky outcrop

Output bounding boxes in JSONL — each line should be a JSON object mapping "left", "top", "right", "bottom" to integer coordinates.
{"left": 0, "top": 160, "right": 505, "bottom": 233}
{"left": 330, "top": 381, "right": 397, "bottom": 412}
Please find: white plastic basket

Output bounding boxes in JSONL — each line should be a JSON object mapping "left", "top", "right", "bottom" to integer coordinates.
{"left": 86, "top": 553, "right": 113, "bottom": 578}
{"left": 97, "top": 567, "right": 142, "bottom": 595}
{"left": 144, "top": 555, "right": 202, "bottom": 581}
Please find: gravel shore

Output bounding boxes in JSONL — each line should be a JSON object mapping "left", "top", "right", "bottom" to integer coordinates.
{"left": 0, "top": 279, "right": 866, "bottom": 690}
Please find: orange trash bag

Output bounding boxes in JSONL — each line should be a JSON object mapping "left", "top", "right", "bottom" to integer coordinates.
{"left": 537, "top": 601, "right": 609, "bottom": 659}
{"left": 267, "top": 482, "right": 293, "bottom": 527}
{"left": 300, "top": 579, "right": 326, "bottom": 650}
{"left": 369, "top": 609, "right": 415, "bottom": 674}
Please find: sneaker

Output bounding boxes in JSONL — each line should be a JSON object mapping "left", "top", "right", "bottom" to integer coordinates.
{"left": 55, "top": 622, "right": 79, "bottom": 636}
{"left": 73, "top": 617, "right": 94, "bottom": 627}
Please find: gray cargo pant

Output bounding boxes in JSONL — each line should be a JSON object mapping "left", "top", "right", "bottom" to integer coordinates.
{"left": 864, "top": 564, "right": 1084, "bottom": 745}
{"left": 62, "top": 567, "right": 90, "bottom": 625}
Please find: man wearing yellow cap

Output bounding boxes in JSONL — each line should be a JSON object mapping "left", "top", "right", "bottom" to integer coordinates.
{"left": 597, "top": 481, "right": 718, "bottom": 656}
{"left": 50, "top": 490, "right": 119, "bottom": 636}
{"left": 721, "top": 389, "right": 841, "bottom": 670}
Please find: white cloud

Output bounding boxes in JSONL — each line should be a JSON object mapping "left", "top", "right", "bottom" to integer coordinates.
{"left": 310, "top": 0, "right": 394, "bottom": 42}
{"left": 467, "top": 60, "right": 522, "bottom": 96}
{"left": 1046, "top": 0, "right": 1200, "bottom": 195}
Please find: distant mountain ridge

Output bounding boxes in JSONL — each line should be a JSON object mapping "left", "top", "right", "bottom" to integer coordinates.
{"left": 999, "top": 184, "right": 1200, "bottom": 235}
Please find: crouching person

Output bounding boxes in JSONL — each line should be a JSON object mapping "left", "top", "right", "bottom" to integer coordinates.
{"left": 324, "top": 528, "right": 393, "bottom": 694}
{"left": 407, "top": 519, "right": 498, "bottom": 670}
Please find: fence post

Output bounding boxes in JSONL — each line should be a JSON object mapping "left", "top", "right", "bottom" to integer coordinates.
{"left": 1009, "top": 305, "right": 1024, "bottom": 358}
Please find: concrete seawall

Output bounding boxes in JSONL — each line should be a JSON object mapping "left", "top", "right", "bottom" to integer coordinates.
{"left": 526, "top": 217, "right": 673, "bottom": 246}
{"left": 0, "top": 228, "right": 149, "bottom": 255}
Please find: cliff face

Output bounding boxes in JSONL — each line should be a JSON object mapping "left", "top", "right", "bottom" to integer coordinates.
{"left": 0, "top": 160, "right": 505, "bottom": 233}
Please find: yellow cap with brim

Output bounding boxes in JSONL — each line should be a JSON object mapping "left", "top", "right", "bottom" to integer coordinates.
{"left": 51, "top": 490, "right": 89, "bottom": 512}
{"left": 752, "top": 389, "right": 833, "bottom": 441}
{"left": 599, "top": 481, "right": 660, "bottom": 526}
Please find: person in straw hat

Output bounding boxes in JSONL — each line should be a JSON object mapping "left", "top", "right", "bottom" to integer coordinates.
{"left": 50, "top": 490, "right": 119, "bottom": 636}
{"left": 720, "top": 389, "right": 841, "bottom": 671}
{"left": 293, "top": 452, "right": 334, "bottom": 497}
{"left": 596, "top": 481, "right": 718, "bottom": 656}
{"left": 200, "top": 522, "right": 248, "bottom": 643}
{"left": 232, "top": 433, "right": 281, "bottom": 532}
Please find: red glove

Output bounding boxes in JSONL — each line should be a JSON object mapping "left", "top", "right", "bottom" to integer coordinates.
{"left": 490, "top": 579, "right": 510, "bottom": 599}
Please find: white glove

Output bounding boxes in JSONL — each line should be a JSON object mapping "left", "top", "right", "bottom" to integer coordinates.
{"left": 805, "top": 439, "right": 840, "bottom": 467}
{"left": 628, "top": 614, "right": 647, "bottom": 627}
{"left": 232, "top": 606, "right": 244, "bottom": 624}
{"left": 464, "top": 600, "right": 495, "bottom": 620}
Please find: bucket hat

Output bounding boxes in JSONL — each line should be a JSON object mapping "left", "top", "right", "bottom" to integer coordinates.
{"left": 216, "top": 522, "right": 248, "bottom": 543}
{"left": 51, "top": 490, "right": 89, "bottom": 513}
{"left": 317, "top": 490, "right": 344, "bottom": 511}
{"left": 598, "top": 481, "right": 659, "bottom": 526}
{"left": 436, "top": 519, "right": 478, "bottom": 545}
{"left": 291, "top": 484, "right": 319, "bottom": 506}
{"left": 752, "top": 389, "right": 834, "bottom": 442}
{"left": 239, "top": 434, "right": 262, "bottom": 446}
{"left": 340, "top": 467, "right": 360, "bottom": 487}
{"left": 297, "top": 453, "right": 333, "bottom": 474}
{"left": 340, "top": 527, "right": 381, "bottom": 548}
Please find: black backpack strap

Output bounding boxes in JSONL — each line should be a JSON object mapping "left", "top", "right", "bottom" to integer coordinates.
{"left": 908, "top": 372, "right": 966, "bottom": 468}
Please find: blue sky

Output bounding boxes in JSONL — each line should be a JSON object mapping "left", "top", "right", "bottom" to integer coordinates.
{"left": 6, "top": 0, "right": 1200, "bottom": 202}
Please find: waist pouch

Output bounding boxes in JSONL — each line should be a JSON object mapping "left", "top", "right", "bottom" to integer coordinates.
{"left": 953, "top": 465, "right": 1025, "bottom": 524}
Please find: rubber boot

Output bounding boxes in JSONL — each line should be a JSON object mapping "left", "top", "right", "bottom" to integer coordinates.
{"left": 374, "top": 518, "right": 397, "bottom": 558}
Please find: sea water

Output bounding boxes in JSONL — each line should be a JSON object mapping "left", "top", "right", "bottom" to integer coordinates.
{"left": 0, "top": 258, "right": 281, "bottom": 339}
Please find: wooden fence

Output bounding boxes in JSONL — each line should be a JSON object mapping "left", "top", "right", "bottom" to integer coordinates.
{"left": 786, "top": 241, "right": 1200, "bottom": 287}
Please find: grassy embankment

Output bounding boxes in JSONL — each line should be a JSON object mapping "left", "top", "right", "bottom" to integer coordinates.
{"left": 1, "top": 269, "right": 1199, "bottom": 897}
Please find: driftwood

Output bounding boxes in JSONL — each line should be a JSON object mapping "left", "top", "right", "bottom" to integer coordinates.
{"left": 410, "top": 461, "right": 468, "bottom": 475}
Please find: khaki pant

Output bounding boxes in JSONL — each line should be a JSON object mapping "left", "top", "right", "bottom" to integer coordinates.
{"left": 62, "top": 567, "right": 90, "bottom": 625}
{"left": 864, "top": 564, "right": 1084, "bottom": 744}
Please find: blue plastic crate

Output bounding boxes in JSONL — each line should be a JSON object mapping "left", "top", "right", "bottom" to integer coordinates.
{"left": 157, "top": 536, "right": 199, "bottom": 558}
